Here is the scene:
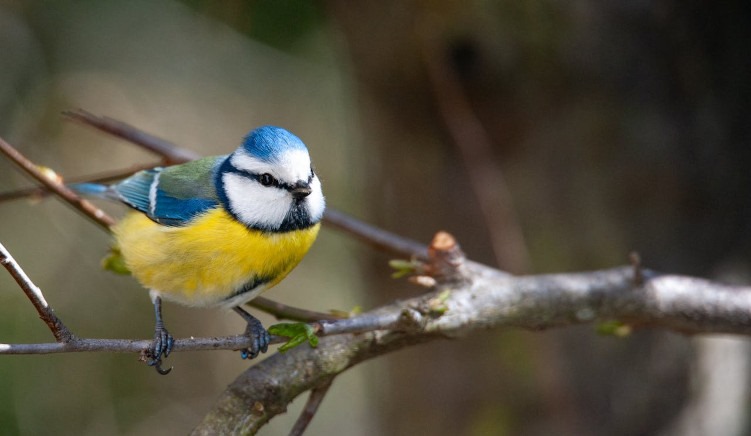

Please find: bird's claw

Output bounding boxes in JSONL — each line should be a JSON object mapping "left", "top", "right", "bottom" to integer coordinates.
{"left": 148, "top": 358, "right": 173, "bottom": 375}
{"left": 240, "top": 314, "right": 270, "bottom": 360}
{"left": 146, "top": 322, "right": 175, "bottom": 375}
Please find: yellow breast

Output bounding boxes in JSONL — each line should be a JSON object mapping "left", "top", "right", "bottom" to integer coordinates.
{"left": 113, "top": 209, "right": 320, "bottom": 307}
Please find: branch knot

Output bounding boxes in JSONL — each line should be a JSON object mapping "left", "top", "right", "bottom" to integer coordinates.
{"left": 410, "top": 231, "right": 470, "bottom": 286}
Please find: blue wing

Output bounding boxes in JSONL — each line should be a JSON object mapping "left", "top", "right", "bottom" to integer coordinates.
{"left": 111, "top": 156, "right": 224, "bottom": 226}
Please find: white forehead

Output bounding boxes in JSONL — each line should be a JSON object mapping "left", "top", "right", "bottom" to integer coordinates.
{"left": 230, "top": 148, "right": 312, "bottom": 182}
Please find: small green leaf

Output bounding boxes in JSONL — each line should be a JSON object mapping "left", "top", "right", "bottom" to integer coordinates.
{"left": 389, "top": 259, "right": 417, "bottom": 278}
{"left": 329, "top": 309, "right": 351, "bottom": 319}
{"left": 427, "top": 289, "right": 451, "bottom": 315}
{"left": 596, "top": 320, "right": 632, "bottom": 337}
{"left": 329, "top": 305, "right": 360, "bottom": 318}
{"left": 101, "top": 249, "right": 130, "bottom": 275}
{"left": 278, "top": 334, "right": 307, "bottom": 352}
{"left": 434, "top": 289, "right": 451, "bottom": 303}
{"left": 268, "top": 323, "right": 304, "bottom": 337}
{"left": 269, "top": 322, "right": 319, "bottom": 352}
{"left": 307, "top": 332, "right": 319, "bottom": 348}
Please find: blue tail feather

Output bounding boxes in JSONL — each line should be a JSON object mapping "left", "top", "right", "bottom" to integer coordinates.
{"left": 69, "top": 183, "right": 109, "bottom": 196}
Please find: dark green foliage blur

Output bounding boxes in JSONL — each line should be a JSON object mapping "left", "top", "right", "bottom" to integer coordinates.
{"left": 179, "top": 0, "right": 324, "bottom": 51}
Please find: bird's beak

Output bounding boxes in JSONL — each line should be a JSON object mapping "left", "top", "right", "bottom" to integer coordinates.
{"left": 291, "top": 182, "right": 312, "bottom": 200}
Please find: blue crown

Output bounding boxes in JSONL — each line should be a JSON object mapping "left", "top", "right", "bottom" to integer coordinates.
{"left": 242, "top": 126, "right": 308, "bottom": 162}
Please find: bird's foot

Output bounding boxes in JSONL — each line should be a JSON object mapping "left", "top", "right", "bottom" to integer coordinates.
{"left": 144, "top": 295, "right": 175, "bottom": 375}
{"left": 146, "top": 317, "right": 175, "bottom": 375}
{"left": 233, "top": 306, "right": 270, "bottom": 360}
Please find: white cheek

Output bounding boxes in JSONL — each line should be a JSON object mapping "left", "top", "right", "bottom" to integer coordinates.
{"left": 306, "top": 176, "right": 325, "bottom": 222}
{"left": 223, "top": 173, "right": 290, "bottom": 228}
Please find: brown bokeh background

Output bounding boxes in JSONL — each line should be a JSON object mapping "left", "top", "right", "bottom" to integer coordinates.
{"left": 1, "top": 1, "right": 750, "bottom": 435}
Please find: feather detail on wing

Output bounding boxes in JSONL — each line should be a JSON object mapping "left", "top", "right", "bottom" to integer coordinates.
{"left": 113, "top": 168, "right": 160, "bottom": 213}
{"left": 112, "top": 156, "right": 225, "bottom": 226}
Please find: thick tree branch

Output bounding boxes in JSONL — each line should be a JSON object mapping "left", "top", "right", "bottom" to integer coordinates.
{"left": 193, "top": 261, "right": 751, "bottom": 433}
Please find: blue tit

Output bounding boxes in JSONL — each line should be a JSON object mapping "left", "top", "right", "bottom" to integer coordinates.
{"left": 74, "top": 126, "right": 325, "bottom": 373}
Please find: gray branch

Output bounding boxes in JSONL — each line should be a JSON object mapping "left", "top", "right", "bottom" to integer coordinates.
{"left": 192, "top": 262, "right": 751, "bottom": 434}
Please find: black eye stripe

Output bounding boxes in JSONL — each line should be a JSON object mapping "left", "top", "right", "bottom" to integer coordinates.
{"left": 229, "top": 167, "right": 310, "bottom": 192}
{"left": 249, "top": 171, "right": 281, "bottom": 188}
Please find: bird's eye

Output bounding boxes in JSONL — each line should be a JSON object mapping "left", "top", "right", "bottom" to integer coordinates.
{"left": 259, "top": 173, "right": 276, "bottom": 187}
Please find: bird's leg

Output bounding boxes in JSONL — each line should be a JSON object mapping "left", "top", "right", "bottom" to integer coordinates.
{"left": 147, "top": 293, "right": 175, "bottom": 375}
{"left": 233, "top": 306, "right": 270, "bottom": 359}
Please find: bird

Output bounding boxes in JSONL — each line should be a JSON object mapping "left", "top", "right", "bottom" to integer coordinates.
{"left": 73, "top": 126, "right": 325, "bottom": 374}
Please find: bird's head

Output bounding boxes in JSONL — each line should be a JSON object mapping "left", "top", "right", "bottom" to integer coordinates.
{"left": 216, "top": 126, "right": 325, "bottom": 232}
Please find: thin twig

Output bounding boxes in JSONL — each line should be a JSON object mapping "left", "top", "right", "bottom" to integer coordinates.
{"left": 63, "top": 109, "right": 199, "bottom": 164}
{"left": 0, "top": 162, "right": 161, "bottom": 202}
{"left": 0, "top": 334, "right": 281, "bottom": 355}
{"left": 630, "top": 251, "right": 644, "bottom": 286}
{"left": 323, "top": 208, "right": 428, "bottom": 259}
{"left": 289, "top": 379, "right": 334, "bottom": 436}
{"left": 0, "top": 242, "right": 74, "bottom": 342}
{"left": 0, "top": 310, "right": 407, "bottom": 355}
{"left": 314, "top": 310, "right": 405, "bottom": 336}
{"left": 0, "top": 136, "right": 116, "bottom": 231}
{"left": 248, "top": 297, "right": 345, "bottom": 322}
{"left": 0, "top": 302, "right": 410, "bottom": 355}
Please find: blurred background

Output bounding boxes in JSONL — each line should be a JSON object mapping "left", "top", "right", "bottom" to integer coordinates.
{"left": 1, "top": 1, "right": 750, "bottom": 435}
